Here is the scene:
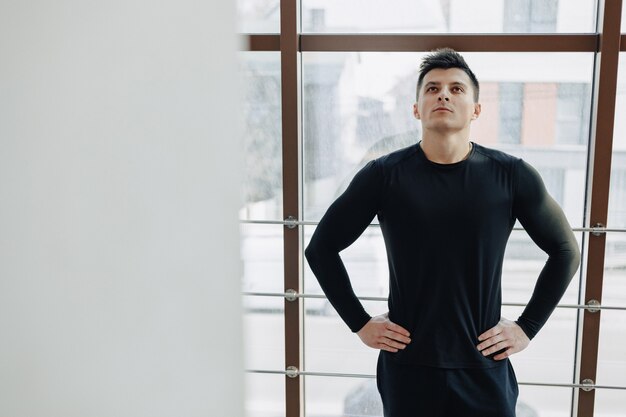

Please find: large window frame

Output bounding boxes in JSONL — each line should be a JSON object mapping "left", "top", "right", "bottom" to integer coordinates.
{"left": 242, "top": 1, "right": 626, "bottom": 416}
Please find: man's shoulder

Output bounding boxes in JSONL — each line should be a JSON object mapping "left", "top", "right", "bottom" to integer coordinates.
{"left": 375, "top": 143, "right": 420, "bottom": 169}
{"left": 472, "top": 142, "right": 521, "bottom": 170}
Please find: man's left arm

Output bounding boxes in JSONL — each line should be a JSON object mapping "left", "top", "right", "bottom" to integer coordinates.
{"left": 477, "top": 159, "right": 581, "bottom": 360}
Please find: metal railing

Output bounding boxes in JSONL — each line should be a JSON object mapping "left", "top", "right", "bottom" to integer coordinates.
{"left": 245, "top": 368, "right": 626, "bottom": 391}
{"left": 242, "top": 291, "right": 626, "bottom": 312}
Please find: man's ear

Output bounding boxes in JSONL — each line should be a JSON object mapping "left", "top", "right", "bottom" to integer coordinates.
{"left": 472, "top": 103, "right": 482, "bottom": 120}
{"left": 413, "top": 102, "right": 421, "bottom": 120}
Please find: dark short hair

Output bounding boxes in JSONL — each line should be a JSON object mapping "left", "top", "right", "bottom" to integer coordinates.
{"left": 416, "top": 48, "right": 480, "bottom": 102}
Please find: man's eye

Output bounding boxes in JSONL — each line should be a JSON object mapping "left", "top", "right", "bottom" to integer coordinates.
{"left": 452, "top": 87, "right": 463, "bottom": 92}
{"left": 427, "top": 87, "right": 437, "bottom": 92}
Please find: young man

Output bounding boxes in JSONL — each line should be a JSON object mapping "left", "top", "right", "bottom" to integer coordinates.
{"left": 305, "top": 48, "right": 581, "bottom": 417}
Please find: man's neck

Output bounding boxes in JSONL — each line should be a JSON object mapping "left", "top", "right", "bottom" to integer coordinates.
{"left": 419, "top": 132, "right": 472, "bottom": 164}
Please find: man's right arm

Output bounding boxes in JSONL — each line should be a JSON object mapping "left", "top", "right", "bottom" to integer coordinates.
{"left": 304, "top": 160, "right": 383, "bottom": 333}
{"left": 305, "top": 159, "right": 411, "bottom": 351}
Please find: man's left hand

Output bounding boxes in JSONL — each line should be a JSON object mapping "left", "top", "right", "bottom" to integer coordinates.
{"left": 476, "top": 318, "right": 530, "bottom": 361}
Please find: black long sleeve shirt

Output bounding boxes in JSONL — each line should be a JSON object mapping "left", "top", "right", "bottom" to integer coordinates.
{"left": 305, "top": 142, "right": 581, "bottom": 368}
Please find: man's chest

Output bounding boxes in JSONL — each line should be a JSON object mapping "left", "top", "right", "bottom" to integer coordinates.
{"left": 381, "top": 168, "right": 514, "bottom": 228}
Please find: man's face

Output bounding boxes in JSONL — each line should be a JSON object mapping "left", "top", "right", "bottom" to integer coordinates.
{"left": 413, "top": 68, "right": 481, "bottom": 134}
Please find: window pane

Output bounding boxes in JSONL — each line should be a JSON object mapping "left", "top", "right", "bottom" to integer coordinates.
{"left": 504, "top": 305, "right": 577, "bottom": 385}
{"left": 502, "top": 231, "right": 582, "bottom": 305}
{"left": 241, "top": 223, "right": 284, "bottom": 297}
{"left": 517, "top": 385, "right": 573, "bottom": 417}
{"left": 240, "top": 52, "right": 282, "bottom": 221}
{"left": 596, "top": 309, "right": 626, "bottom": 389}
{"left": 237, "top": 0, "right": 280, "bottom": 33}
{"left": 597, "top": 53, "right": 626, "bottom": 394}
{"left": 245, "top": 373, "right": 285, "bottom": 417}
{"left": 303, "top": 221, "right": 387, "bottom": 376}
{"left": 304, "top": 299, "right": 386, "bottom": 375}
{"left": 594, "top": 388, "right": 626, "bottom": 417}
{"left": 609, "top": 54, "right": 626, "bottom": 229}
{"left": 303, "top": 52, "right": 593, "bottom": 228}
{"left": 301, "top": 0, "right": 596, "bottom": 33}
{"left": 596, "top": 237, "right": 626, "bottom": 390}
{"left": 244, "top": 309, "right": 284, "bottom": 370}
{"left": 305, "top": 376, "right": 381, "bottom": 417}
{"left": 303, "top": 225, "right": 387, "bottom": 303}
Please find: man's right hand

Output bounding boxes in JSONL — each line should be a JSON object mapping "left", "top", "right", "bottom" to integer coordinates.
{"left": 357, "top": 313, "right": 411, "bottom": 353}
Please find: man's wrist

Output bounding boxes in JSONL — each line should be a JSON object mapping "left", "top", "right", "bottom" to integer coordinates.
{"left": 514, "top": 319, "right": 534, "bottom": 340}
{"left": 353, "top": 315, "right": 373, "bottom": 334}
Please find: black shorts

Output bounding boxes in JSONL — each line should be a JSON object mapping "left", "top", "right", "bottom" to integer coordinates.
{"left": 376, "top": 351, "right": 519, "bottom": 417}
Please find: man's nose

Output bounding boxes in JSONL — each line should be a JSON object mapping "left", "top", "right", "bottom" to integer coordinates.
{"left": 437, "top": 90, "right": 450, "bottom": 101}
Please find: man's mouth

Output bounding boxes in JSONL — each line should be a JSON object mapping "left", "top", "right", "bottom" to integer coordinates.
{"left": 433, "top": 107, "right": 452, "bottom": 112}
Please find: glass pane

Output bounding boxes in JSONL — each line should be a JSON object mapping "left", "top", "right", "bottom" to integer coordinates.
{"left": 241, "top": 223, "right": 284, "bottom": 298}
{"left": 598, "top": 52, "right": 626, "bottom": 391}
{"left": 303, "top": 52, "right": 593, "bottom": 227}
{"left": 301, "top": 0, "right": 596, "bottom": 33}
{"left": 601, "top": 238, "right": 626, "bottom": 390}
{"left": 594, "top": 388, "right": 626, "bottom": 417}
{"left": 517, "top": 385, "right": 573, "bottom": 417}
{"left": 303, "top": 225, "right": 387, "bottom": 303}
{"left": 503, "top": 231, "right": 583, "bottom": 305}
{"left": 304, "top": 299, "right": 386, "bottom": 375}
{"left": 596, "top": 309, "right": 626, "bottom": 388}
{"left": 245, "top": 373, "right": 285, "bottom": 417}
{"left": 237, "top": 0, "right": 280, "bottom": 33}
{"left": 504, "top": 305, "right": 577, "bottom": 385}
{"left": 240, "top": 52, "right": 282, "bottom": 221}
{"left": 609, "top": 54, "right": 626, "bottom": 230}
{"left": 305, "top": 376, "right": 381, "bottom": 417}
{"left": 244, "top": 308, "right": 284, "bottom": 370}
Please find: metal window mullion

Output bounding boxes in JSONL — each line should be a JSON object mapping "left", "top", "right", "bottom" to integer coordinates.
{"left": 299, "top": 33, "right": 598, "bottom": 52}
{"left": 247, "top": 34, "right": 280, "bottom": 51}
{"left": 577, "top": 1, "right": 623, "bottom": 417}
{"left": 245, "top": 34, "right": 599, "bottom": 52}
{"left": 280, "top": 1, "right": 302, "bottom": 417}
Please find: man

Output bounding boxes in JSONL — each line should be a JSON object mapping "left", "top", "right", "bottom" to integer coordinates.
{"left": 305, "top": 48, "right": 581, "bottom": 417}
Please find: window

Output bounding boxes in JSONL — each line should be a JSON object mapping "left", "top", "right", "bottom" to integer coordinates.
{"left": 237, "top": 0, "right": 280, "bottom": 33}
{"left": 301, "top": 0, "right": 595, "bottom": 33}
{"left": 608, "top": 170, "right": 626, "bottom": 228}
{"left": 596, "top": 56, "right": 626, "bottom": 416}
{"left": 240, "top": 53, "right": 282, "bottom": 221}
{"left": 242, "top": 3, "right": 626, "bottom": 417}
{"left": 504, "top": 0, "right": 559, "bottom": 33}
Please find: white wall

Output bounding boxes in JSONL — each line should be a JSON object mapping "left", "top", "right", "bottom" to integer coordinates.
{"left": 0, "top": 2, "right": 243, "bottom": 417}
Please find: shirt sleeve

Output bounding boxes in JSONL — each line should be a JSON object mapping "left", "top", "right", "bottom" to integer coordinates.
{"left": 512, "top": 159, "right": 581, "bottom": 340}
{"left": 304, "top": 159, "right": 384, "bottom": 333}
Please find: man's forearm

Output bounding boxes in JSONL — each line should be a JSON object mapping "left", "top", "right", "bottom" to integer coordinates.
{"left": 513, "top": 159, "right": 582, "bottom": 339}
{"left": 516, "top": 235, "right": 581, "bottom": 339}
{"left": 305, "top": 240, "right": 371, "bottom": 332}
